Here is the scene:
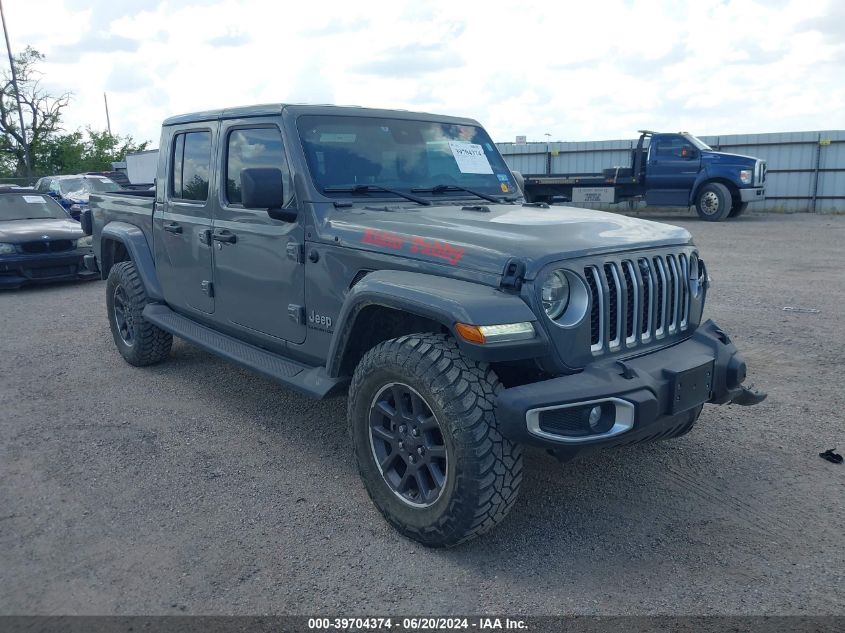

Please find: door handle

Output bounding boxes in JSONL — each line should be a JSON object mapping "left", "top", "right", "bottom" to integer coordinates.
{"left": 163, "top": 222, "right": 182, "bottom": 234}
{"left": 212, "top": 230, "right": 237, "bottom": 244}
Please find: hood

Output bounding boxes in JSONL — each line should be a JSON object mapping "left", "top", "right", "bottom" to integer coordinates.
{"left": 326, "top": 203, "right": 692, "bottom": 277}
{"left": 701, "top": 150, "right": 757, "bottom": 166}
{"left": 0, "top": 218, "right": 84, "bottom": 243}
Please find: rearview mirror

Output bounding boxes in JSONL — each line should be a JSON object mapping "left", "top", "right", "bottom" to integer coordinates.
{"left": 240, "top": 167, "right": 296, "bottom": 221}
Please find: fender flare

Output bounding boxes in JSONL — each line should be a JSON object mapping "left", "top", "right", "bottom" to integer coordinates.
{"left": 690, "top": 172, "right": 740, "bottom": 206}
{"left": 325, "top": 269, "right": 547, "bottom": 377}
{"left": 100, "top": 221, "right": 164, "bottom": 302}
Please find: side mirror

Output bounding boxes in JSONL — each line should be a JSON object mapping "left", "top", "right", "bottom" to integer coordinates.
{"left": 240, "top": 167, "right": 297, "bottom": 221}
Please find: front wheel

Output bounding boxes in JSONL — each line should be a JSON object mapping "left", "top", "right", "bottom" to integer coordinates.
{"left": 695, "top": 182, "right": 733, "bottom": 221}
{"left": 348, "top": 333, "right": 523, "bottom": 547}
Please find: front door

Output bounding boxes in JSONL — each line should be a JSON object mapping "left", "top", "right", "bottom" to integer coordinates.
{"left": 645, "top": 134, "right": 701, "bottom": 200}
{"left": 154, "top": 127, "right": 216, "bottom": 314}
{"left": 210, "top": 120, "right": 306, "bottom": 344}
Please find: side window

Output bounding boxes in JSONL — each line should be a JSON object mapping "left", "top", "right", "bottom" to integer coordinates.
{"left": 225, "top": 127, "right": 293, "bottom": 207}
{"left": 655, "top": 137, "right": 688, "bottom": 158}
{"left": 170, "top": 131, "right": 211, "bottom": 201}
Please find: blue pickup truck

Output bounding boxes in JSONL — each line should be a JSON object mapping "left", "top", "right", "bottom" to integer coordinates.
{"left": 520, "top": 131, "right": 767, "bottom": 221}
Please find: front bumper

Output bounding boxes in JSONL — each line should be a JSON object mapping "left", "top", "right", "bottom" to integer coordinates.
{"left": 0, "top": 249, "right": 97, "bottom": 288}
{"left": 496, "top": 320, "right": 765, "bottom": 460}
{"left": 740, "top": 187, "right": 765, "bottom": 202}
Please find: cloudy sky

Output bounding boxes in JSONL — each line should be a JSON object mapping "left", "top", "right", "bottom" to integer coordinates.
{"left": 5, "top": 0, "right": 844, "bottom": 146}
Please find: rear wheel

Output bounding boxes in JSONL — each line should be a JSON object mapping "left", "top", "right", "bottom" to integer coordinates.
{"left": 695, "top": 182, "right": 733, "bottom": 221}
{"left": 348, "top": 333, "right": 523, "bottom": 547}
{"left": 106, "top": 261, "right": 172, "bottom": 366}
{"left": 729, "top": 201, "right": 749, "bottom": 218}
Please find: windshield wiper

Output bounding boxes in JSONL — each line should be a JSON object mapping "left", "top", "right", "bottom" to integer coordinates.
{"left": 322, "top": 184, "right": 430, "bottom": 206}
{"left": 410, "top": 184, "right": 504, "bottom": 204}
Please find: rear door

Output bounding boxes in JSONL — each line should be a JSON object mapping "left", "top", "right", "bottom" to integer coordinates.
{"left": 209, "top": 118, "right": 306, "bottom": 344}
{"left": 154, "top": 126, "right": 216, "bottom": 314}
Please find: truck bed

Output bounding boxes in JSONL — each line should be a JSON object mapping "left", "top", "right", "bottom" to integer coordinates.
{"left": 89, "top": 192, "right": 156, "bottom": 253}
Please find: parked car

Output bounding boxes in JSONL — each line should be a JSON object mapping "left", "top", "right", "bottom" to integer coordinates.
{"left": 84, "top": 104, "right": 765, "bottom": 547}
{"left": 33, "top": 174, "right": 122, "bottom": 220}
{"left": 0, "top": 187, "right": 97, "bottom": 288}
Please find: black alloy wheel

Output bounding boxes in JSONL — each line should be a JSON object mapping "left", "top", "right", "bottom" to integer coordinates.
{"left": 368, "top": 382, "right": 448, "bottom": 507}
{"left": 112, "top": 283, "right": 135, "bottom": 346}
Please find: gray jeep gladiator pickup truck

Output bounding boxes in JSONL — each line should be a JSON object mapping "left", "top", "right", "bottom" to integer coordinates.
{"left": 82, "top": 104, "right": 765, "bottom": 547}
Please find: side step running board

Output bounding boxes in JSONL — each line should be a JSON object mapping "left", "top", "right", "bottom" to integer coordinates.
{"left": 143, "top": 304, "right": 347, "bottom": 399}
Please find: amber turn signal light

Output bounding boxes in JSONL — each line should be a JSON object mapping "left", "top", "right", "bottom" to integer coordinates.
{"left": 455, "top": 322, "right": 535, "bottom": 345}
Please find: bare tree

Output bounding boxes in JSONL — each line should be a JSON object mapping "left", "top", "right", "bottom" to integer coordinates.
{"left": 0, "top": 47, "right": 70, "bottom": 176}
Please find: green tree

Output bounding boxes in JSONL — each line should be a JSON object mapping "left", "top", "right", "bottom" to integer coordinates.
{"left": 80, "top": 128, "right": 149, "bottom": 172}
{"left": 0, "top": 47, "right": 70, "bottom": 177}
{"left": 30, "top": 128, "right": 148, "bottom": 176}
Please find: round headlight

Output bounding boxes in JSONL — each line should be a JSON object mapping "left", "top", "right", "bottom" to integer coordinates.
{"left": 76, "top": 236, "right": 93, "bottom": 248}
{"left": 541, "top": 270, "right": 570, "bottom": 320}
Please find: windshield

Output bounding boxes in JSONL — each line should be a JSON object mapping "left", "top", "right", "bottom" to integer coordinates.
{"left": 683, "top": 134, "right": 712, "bottom": 151}
{"left": 0, "top": 193, "right": 69, "bottom": 221}
{"left": 59, "top": 177, "right": 121, "bottom": 195}
{"left": 297, "top": 115, "right": 518, "bottom": 200}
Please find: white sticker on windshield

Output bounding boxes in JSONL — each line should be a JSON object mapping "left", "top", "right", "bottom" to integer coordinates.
{"left": 23, "top": 195, "right": 45, "bottom": 204}
{"left": 448, "top": 141, "right": 493, "bottom": 174}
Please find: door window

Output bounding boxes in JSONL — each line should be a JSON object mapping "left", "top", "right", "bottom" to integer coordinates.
{"left": 170, "top": 131, "right": 212, "bottom": 201}
{"left": 654, "top": 137, "right": 693, "bottom": 158}
{"left": 225, "top": 127, "right": 293, "bottom": 207}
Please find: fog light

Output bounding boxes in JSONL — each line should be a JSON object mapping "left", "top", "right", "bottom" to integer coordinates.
{"left": 587, "top": 406, "right": 602, "bottom": 430}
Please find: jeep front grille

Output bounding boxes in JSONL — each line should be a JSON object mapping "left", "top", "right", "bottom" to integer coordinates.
{"left": 585, "top": 253, "right": 691, "bottom": 354}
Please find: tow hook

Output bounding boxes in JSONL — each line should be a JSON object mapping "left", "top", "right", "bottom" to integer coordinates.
{"left": 731, "top": 385, "right": 767, "bottom": 406}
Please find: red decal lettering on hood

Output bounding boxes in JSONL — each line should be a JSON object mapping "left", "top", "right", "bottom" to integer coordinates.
{"left": 361, "top": 229, "right": 465, "bottom": 265}
{"left": 362, "top": 229, "right": 405, "bottom": 250}
{"left": 410, "top": 236, "right": 465, "bottom": 265}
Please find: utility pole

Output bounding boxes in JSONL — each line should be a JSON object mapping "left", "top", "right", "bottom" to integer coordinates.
{"left": 544, "top": 132, "right": 552, "bottom": 175}
{"left": 0, "top": 0, "right": 32, "bottom": 177}
{"left": 104, "top": 92, "right": 112, "bottom": 136}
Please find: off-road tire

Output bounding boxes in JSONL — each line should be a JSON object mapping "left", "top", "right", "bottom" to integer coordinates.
{"left": 106, "top": 261, "right": 172, "bottom": 367}
{"left": 667, "top": 404, "right": 704, "bottom": 439}
{"left": 695, "top": 182, "right": 733, "bottom": 222}
{"left": 728, "top": 201, "right": 749, "bottom": 218}
{"left": 348, "top": 333, "right": 523, "bottom": 547}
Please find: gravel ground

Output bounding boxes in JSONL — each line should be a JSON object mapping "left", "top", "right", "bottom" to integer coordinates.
{"left": 1, "top": 211, "right": 843, "bottom": 615}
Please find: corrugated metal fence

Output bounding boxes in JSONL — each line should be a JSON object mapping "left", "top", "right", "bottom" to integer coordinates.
{"left": 497, "top": 130, "right": 845, "bottom": 213}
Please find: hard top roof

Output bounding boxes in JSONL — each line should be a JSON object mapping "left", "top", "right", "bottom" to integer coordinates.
{"left": 162, "top": 103, "right": 481, "bottom": 128}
